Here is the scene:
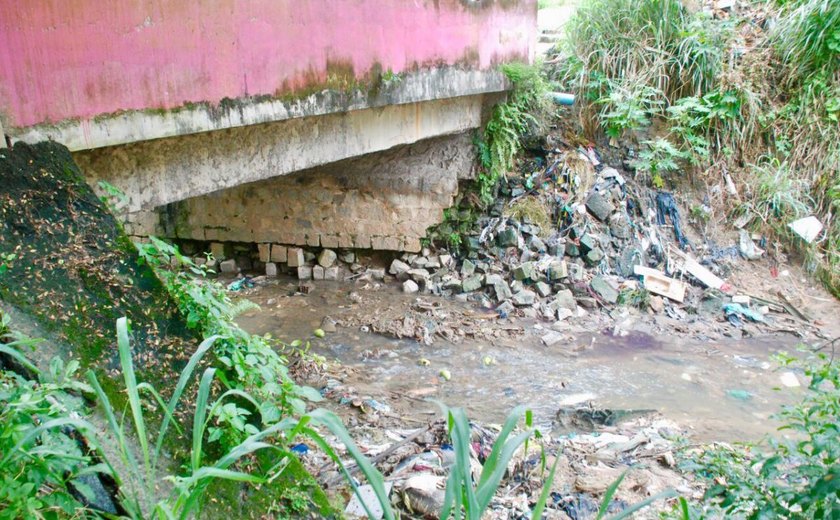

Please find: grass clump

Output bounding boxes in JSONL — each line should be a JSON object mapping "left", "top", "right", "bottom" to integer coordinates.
{"left": 506, "top": 196, "right": 552, "bottom": 236}
{"left": 555, "top": 0, "right": 840, "bottom": 294}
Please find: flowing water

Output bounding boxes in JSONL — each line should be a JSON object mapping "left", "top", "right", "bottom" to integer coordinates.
{"left": 237, "top": 277, "right": 806, "bottom": 443}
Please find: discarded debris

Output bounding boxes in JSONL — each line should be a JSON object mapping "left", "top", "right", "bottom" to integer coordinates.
{"left": 634, "top": 265, "right": 686, "bottom": 302}
{"left": 788, "top": 216, "right": 823, "bottom": 243}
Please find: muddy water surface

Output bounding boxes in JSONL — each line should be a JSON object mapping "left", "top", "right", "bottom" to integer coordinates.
{"left": 236, "top": 277, "right": 806, "bottom": 443}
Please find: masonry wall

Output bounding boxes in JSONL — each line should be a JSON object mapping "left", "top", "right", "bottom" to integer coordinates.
{"left": 157, "top": 133, "right": 476, "bottom": 253}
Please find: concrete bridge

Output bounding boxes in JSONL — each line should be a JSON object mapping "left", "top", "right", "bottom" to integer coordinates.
{"left": 0, "top": 0, "right": 536, "bottom": 252}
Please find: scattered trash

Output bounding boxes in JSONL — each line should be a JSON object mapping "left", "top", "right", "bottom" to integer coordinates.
{"left": 655, "top": 192, "right": 688, "bottom": 248}
{"left": 738, "top": 230, "right": 764, "bottom": 260}
{"left": 226, "top": 277, "right": 254, "bottom": 291}
{"left": 788, "top": 216, "right": 823, "bottom": 243}
{"left": 313, "top": 328, "right": 326, "bottom": 338}
{"left": 723, "top": 303, "right": 765, "bottom": 323}
{"left": 779, "top": 371, "right": 801, "bottom": 388}
{"left": 549, "top": 91, "right": 576, "bottom": 106}
{"left": 439, "top": 369, "right": 451, "bottom": 381}
{"left": 726, "top": 389, "right": 753, "bottom": 401}
{"left": 417, "top": 358, "right": 430, "bottom": 366}
{"left": 671, "top": 248, "right": 731, "bottom": 292}
{"left": 345, "top": 483, "right": 394, "bottom": 520}
{"left": 634, "top": 265, "right": 686, "bottom": 302}
{"left": 290, "top": 443, "right": 309, "bottom": 455}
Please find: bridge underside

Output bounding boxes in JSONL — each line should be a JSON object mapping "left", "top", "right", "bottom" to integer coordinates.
{"left": 74, "top": 92, "right": 497, "bottom": 253}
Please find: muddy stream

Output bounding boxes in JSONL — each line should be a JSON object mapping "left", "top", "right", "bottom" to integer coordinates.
{"left": 237, "top": 277, "right": 806, "bottom": 443}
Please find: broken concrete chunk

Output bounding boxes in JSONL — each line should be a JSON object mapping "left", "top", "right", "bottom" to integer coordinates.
{"left": 551, "top": 289, "right": 577, "bottom": 312}
{"left": 585, "top": 191, "right": 615, "bottom": 221}
{"left": 494, "top": 281, "right": 513, "bottom": 301}
{"left": 590, "top": 276, "right": 619, "bottom": 304}
{"left": 219, "top": 259, "right": 237, "bottom": 274}
{"left": 461, "top": 259, "right": 476, "bottom": 277}
{"left": 496, "top": 227, "right": 519, "bottom": 248}
{"left": 408, "top": 269, "right": 430, "bottom": 282}
{"left": 287, "top": 247, "right": 305, "bottom": 267}
{"left": 461, "top": 275, "right": 483, "bottom": 293}
{"left": 541, "top": 331, "right": 566, "bottom": 347}
{"left": 513, "top": 262, "right": 535, "bottom": 281}
{"left": 579, "top": 234, "right": 598, "bottom": 253}
{"left": 634, "top": 265, "right": 687, "bottom": 302}
{"left": 585, "top": 248, "right": 605, "bottom": 266}
{"left": 389, "top": 259, "right": 411, "bottom": 275}
{"left": 403, "top": 279, "right": 419, "bottom": 293}
{"left": 535, "top": 281, "right": 552, "bottom": 298}
{"left": 497, "top": 300, "right": 515, "bottom": 316}
{"left": 548, "top": 260, "right": 568, "bottom": 281}
{"left": 512, "top": 289, "right": 537, "bottom": 306}
{"left": 317, "top": 249, "right": 337, "bottom": 268}
{"left": 528, "top": 235, "right": 547, "bottom": 253}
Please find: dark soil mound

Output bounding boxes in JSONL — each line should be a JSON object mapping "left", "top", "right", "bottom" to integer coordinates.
{"left": 0, "top": 142, "right": 194, "bottom": 385}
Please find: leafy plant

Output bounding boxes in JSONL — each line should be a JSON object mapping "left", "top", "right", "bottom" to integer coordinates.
{"left": 630, "top": 138, "right": 688, "bottom": 188}
{"left": 597, "top": 82, "right": 663, "bottom": 138}
{"left": 686, "top": 351, "right": 840, "bottom": 518}
{"left": 135, "top": 237, "right": 323, "bottom": 451}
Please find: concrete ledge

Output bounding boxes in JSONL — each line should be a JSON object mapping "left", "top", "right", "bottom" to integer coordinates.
{"left": 75, "top": 94, "right": 491, "bottom": 212}
{"left": 11, "top": 68, "right": 507, "bottom": 152}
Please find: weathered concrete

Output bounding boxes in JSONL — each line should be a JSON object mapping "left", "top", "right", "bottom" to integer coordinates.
{"left": 0, "top": 0, "right": 536, "bottom": 149}
{"left": 76, "top": 94, "right": 490, "bottom": 213}
{"left": 152, "top": 133, "right": 476, "bottom": 252}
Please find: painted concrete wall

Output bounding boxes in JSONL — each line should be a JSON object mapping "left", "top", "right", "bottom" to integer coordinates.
{"left": 0, "top": 0, "right": 536, "bottom": 149}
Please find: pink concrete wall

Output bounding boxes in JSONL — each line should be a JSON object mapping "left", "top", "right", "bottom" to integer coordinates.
{"left": 0, "top": 0, "right": 536, "bottom": 129}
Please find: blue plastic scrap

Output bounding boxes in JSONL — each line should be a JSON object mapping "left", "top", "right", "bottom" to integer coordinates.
{"left": 723, "top": 303, "right": 765, "bottom": 323}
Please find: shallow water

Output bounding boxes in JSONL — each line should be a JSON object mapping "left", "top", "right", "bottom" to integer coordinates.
{"left": 236, "top": 277, "right": 806, "bottom": 443}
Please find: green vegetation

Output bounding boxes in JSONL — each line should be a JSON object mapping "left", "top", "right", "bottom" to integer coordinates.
{"left": 427, "top": 62, "right": 550, "bottom": 251}
{"left": 555, "top": 0, "right": 840, "bottom": 294}
{"left": 682, "top": 350, "right": 840, "bottom": 518}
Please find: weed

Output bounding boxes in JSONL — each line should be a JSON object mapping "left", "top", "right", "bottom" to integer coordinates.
{"left": 686, "top": 350, "right": 840, "bottom": 518}
{"left": 630, "top": 138, "right": 688, "bottom": 188}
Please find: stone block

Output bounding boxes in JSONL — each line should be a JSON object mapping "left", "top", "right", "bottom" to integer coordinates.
{"left": 210, "top": 242, "right": 226, "bottom": 260}
{"left": 548, "top": 260, "right": 568, "bottom": 281}
{"left": 265, "top": 262, "right": 278, "bottom": 277}
{"left": 579, "top": 234, "right": 598, "bottom": 253}
{"left": 403, "top": 280, "right": 419, "bottom": 293}
{"left": 590, "top": 276, "right": 619, "bottom": 303}
{"left": 313, "top": 265, "right": 325, "bottom": 280}
{"left": 390, "top": 259, "right": 411, "bottom": 275}
{"left": 318, "top": 249, "right": 337, "bottom": 268}
{"left": 369, "top": 267, "right": 386, "bottom": 280}
{"left": 403, "top": 236, "right": 422, "bottom": 253}
{"left": 496, "top": 228, "right": 519, "bottom": 248}
{"left": 354, "top": 234, "right": 372, "bottom": 249}
{"left": 287, "top": 248, "right": 305, "bottom": 267}
{"left": 585, "top": 248, "right": 605, "bottom": 266}
{"left": 324, "top": 266, "right": 340, "bottom": 281}
{"left": 494, "top": 281, "right": 513, "bottom": 301}
{"left": 535, "top": 281, "right": 552, "bottom": 298}
{"left": 512, "top": 289, "right": 537, "bottom": 306}
{"left": 320, "top": 235, "right": 340, "bottom": 248}
{"left": 257, "top": 243, "right": 270, "bottom": 263}
{"left": 297, "top": 266, "right": 312, "bottom": 280}
{"left": 338, "top": 234, "right": 354, "bottom": 248}
{"left": 461, "top": 259, "right": 476, "bottom": 277}
{"left": 461, "top": 275, "right": 483, "bottom": 293}
{"left": 305, "top": 234, "right": 320, "bottom": 247}
{"left": 513, "top": 262, "right": 535, "bottom": 281}
{"left": 565, "top": 242, "right": 580, "bottom": 257}
{"left": 551, "top": 289, "right": 577, "bottom": 312}
{"left": 219, "top": 259, "right": 237, "bottom": 273}
{"left": 270, "top": 244, "right": 287, "bottom": 263}
{"left": 585, "top": 191, "right": 615, "bottom": 221}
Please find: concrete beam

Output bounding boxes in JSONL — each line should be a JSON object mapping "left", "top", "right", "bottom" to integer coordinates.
{"left": 75, "top": 93, "right": 492, "bottom": 212}
{"left": 13, "top": 68, "right": 506, "bottom": 152}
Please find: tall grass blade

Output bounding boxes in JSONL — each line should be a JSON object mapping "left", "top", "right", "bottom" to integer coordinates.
{"left": 191, "top": 367, "right": 216, "bottom": 472}
{"left": 596, "top": 471, "right": 626, "bottom": 520}
{"left": 152, "top": 335, "right": 217, "bottom": 467}
{"left": 116, "top": 317, "right": 151, "bottom": 479}
{"left": 531, "top": 455, "right": 561, "bottom": 520}
{"left": 308, "top": 408, "right": 396, "bottom": 520}
{"left": 0, "top": 343, "right": 41, "bottom": 375}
